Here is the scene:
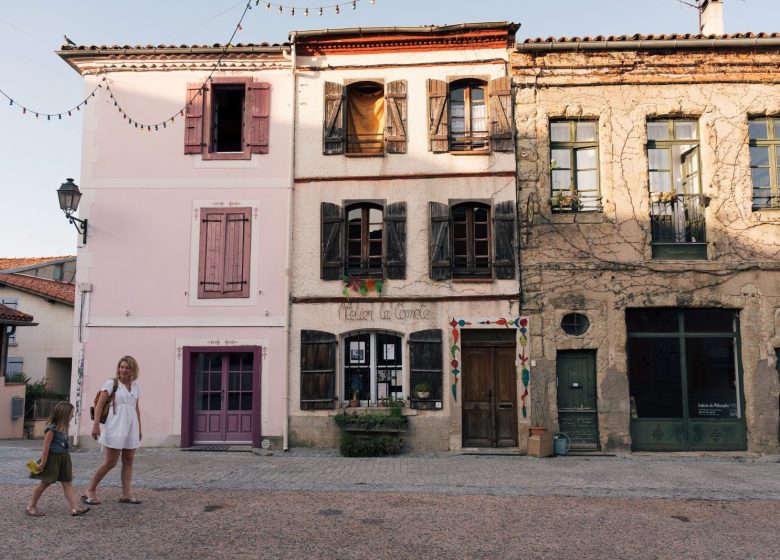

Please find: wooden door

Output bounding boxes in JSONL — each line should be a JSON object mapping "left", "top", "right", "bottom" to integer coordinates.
{"left": 556, "top": 351, "right": 599, "bottom": 449}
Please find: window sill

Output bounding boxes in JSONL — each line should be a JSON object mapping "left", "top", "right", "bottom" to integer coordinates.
{"left": 345, "top": 153, "right": 385, "bottom": 158}
{"left": 201, "top": 150, "right": 252, "bottom": 161}
{"left": 451, "top": 277, "right": 494, "bottom": 283}
{"left": 449, "top": 150, "right": 491, "bottom": 156}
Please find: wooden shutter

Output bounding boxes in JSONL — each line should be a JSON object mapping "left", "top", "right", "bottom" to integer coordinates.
{"left": 300, "top": 330, "right": 337, "bottom": 410}
{"left": 383, "top": 202, "right": 406, "bottom": 279}
{"left": 429, "top": 202, "right": 451, "bottom": 280}
{"left": 198, "top": 207, "right": 251, "bottom": 299}
{"left": 493, "top": 200, "right": 516, "bottom": 279}
{"left": 248, "top": 81, "right": 270, "bottom": 154}
{"left": 427, "top": 79, "right": 449, "bottom": 152}
{"left": 384, "top": 80, "right": 407, "bottom": 153}
{"left": 321, "top": 202, "right": 344, "bottom": 280}
{"left": 323, "top": 82, "right": 345, "bottom": 155}
{"left": 409, "top": 329, "right": 443, "bottom": 408}
{"left": 488, "top": 76, "right": 513, "bottom": 152}
{"left": 185, "top": 83, "right": 205, "bottom": 154}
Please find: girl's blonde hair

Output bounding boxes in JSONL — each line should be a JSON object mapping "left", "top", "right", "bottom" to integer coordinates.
{"left": 115, "top": 355, "right": 140, "bottom": 381}
{"left": 47, "top": 401, "right": 75, "bottom": 432}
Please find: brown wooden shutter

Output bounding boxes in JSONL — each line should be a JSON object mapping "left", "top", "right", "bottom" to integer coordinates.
{"left": 321, "top": 202, "right": 344, "bottom": 280}
{"left": 300, "top": 330, "right": 337, "bottom": 410}
{"left": 384, "top": 80, "right": 407, "bottom": 153}
{"left": 427, "top": 79, "right": 449, "bottom": 153}
{"left": 198, "top": 207, "right": 251, "bottom": 299}
{"left": 493, "top": 200, "right": 516, "bottom": 280}
{"left": 383, "top": 202, "right": 406, "bottom": 279}
{"left": 488, "top": 76, "right": 513, "bottom": 152}
{"left": 248, "top": 81, "right": 270, "bottom": 154}
{"left": 429, "top": 202, "right": 451, "bottom": 280}
{"left": 323, "top": 82, "right": 345, "bottom": 155}
{"left": 185, "top": 83, "right": 205, "bottom": 154}
{"left": 409, "top": 329, "right": 443, "bottom": 409}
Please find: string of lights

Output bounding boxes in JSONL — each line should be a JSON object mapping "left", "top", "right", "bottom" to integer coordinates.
{"left": 1, "top": 0, "right": 378, "bottom": 131}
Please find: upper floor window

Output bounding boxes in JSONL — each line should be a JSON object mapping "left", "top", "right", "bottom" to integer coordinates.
{"left": 323, "top": 81, "right": 407, "bottom": 155}
{"left": 185, "top": 78, "right": 270, "bottom": 160}
{"left": 427, "top": 77, "right": 513, "bottom": 154}
{"left": 320, "top": 202, "right": 406, "bottom": 280}
{"left": 748, "top": 117, "right": 780, "bottom": 210}
{"left": 429, "top": 200, "right": 515, "bottom": 280}
{"left": 550, "top": 120, "right": 600, "bottom": 212}
{"left": 197, "top": 207, "right": 251, "bottom": 299}
{"left": 1, "top": 297, "right": 18, "bottom": 344}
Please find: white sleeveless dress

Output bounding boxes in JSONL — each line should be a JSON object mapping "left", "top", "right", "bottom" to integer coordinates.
{"left": 98, "top": 379, "right": 140, "bottom": 450}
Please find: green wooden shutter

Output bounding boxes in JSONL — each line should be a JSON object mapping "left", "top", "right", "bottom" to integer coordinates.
{"left": 384, "top": 202, "right": 406, "bottom": 279}
{"left": 429, "top": 202, "right": 451, "bottom": 280}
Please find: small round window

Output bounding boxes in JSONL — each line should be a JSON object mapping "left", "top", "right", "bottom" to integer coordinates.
{"left": 561, "top": 313, "right": 589, "bottom": 336}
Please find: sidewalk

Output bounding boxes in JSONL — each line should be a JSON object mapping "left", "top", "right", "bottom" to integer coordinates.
{"left": 2, "top": 442, "right": 778, "bottom": 501}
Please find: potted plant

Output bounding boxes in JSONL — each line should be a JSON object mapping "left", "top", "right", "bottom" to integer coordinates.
{"left": 350, "top": 390, "right": 360, "bottom": 408}
{"left": 413, "top": 383, "right": 431, "bottom": 399}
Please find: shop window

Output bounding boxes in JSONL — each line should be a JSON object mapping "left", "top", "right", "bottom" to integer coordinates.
{"left": 343, "top": 331, "right": 403, "bottom": 405}
{"left": 549, "top": 120, "right": 600, "bottom": 212}
{"left": 322, "top": 80, "right": 407, "bottom": 155}
{"left": 427, "top": 77, "right": 512, "bottom": 153}
{"left": 184, "top": 77, "right": 270, "bottom": 160}
{"left": 428, "top": 200, "right": 515, "bottom": 280}
{"left": 748, "top": 117, "right": 780, "bottom": 210}
{"left": 197, "top": 207, "right": 251, "bottom": 299}
{"left": 300, "top": 330, "right": 337, "bottom": 410}
{"left": 320, "top": 201, "right": 406, "bottom": 280}
{"left": 561, "top": 313, "right": 590, "bottom": 336}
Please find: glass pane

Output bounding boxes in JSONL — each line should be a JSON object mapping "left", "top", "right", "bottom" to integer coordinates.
{"left": 552, "top": 170, "right": 571, "bottom": 191}
{"left": 242, "top": 371, "right": 252, "bottom": 390}
{"left": 474, "top": 223, "right": 488, "bottom": 239}
{"left": 450, "top": 88, "right": 464, "bottom": 103}
{"left": 576, "top": 148, "right": 596, "bottom": 169}
{"left": 775, "top": 121, "right": 780, "bottom": 139}
{"left": 626, "top": 309, "right": 679, "bottom": 332}
{"left": 228, "top": 393, "right": 239, "bottom": 410}
{"left": 628, "top": 337, "right": 683, "bottom": 418}
{"left": 649, "top": 171, "right": 671, "bottom": 191}
{"left": 210, "top": 371, "right": 221, "bottom": 391}
{"left": 551, "top": 149, "right": 571, "bottom": 169}
{"left": 241, "top": 393, "right": 252, "bottom": 410}
{"left": 452, "top": 205, "right": 467, "bottom": 221}
{"left": 674, "top": 121, "right": 697, "bottom": 140}
{"left": 748, "top": 119, "right": 768, "bottom": 140}
{"left": 197, "top": 394, "right": 208, "bottom": 411}
{"left": 751, "top": 168, "right": 770, "bottom": 187}
{"left": 198, "top": 371, "right": 209, "bottom": 391}
{"left": 750, "top": 146, "right": 770, "bottom": 167}
{"left": 648, "top": 149, "right": 670, "bottom": 170}
{"left": 647, "top": 122, "right": 669, "bottom": 141}
{"left": 369, "top": 208, "right": 382, "bottom": 224}
{"left": 686, "top": 338, "right": 738, "bottom": 419}
{"left": 577, "top": 170, "right": 597, "bottom": 191}
{"left": 209, "top": 394, "right": 221, "bottom": 411}
{"left": 683, "top": 309, "right": 734, "bottom": 333}
{"left": 550, "top": 122, "right": 570, "bottom": 142}
{"left": 474, "top": 207, "right": 488, "bottom": 222}
{"left": 575, "top": 122, "right": 597, "bottom": 141}
{"left": 229, "top": 371, "right": 239, "bottom": 391}
{"left": 453, "top": 222, "right": 467, "bottom": 239}
{"left": 453, "top": 240, "right": 467, "bottom": 256}
{"left": 229, "top": 353, "right": 241, "bottom": 371}
{"left": 471, "top": 87, "right": 485, "bottom": 102}
{"left": 369, "top": 241, "right": 382, "bottom": 256}
{"left": 348, "top": 224, "right": 361, "bottom": 240}
{"left": 475, "top": 240, "right": 488, "bottom": 256}
{"left": 368, "top": 223, "right": 382, "bottom": 240}
{"left": 776, "top": 145, "right": 780, "bottom": 166}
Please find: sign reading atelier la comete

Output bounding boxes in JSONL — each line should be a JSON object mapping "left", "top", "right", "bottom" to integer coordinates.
{"left": 338, "top": 302, "right": 433, "bottom": 322}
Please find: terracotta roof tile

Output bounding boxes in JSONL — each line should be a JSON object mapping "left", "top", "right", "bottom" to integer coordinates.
{"left": 0, "top": 256, "right": 74, "bottom": 271}
{"left": 522, "top": 32, "right": 780, "bottom": 44}
{"left": 0, "top": 274, "right": 75, "bottom": 305}
{"left": 0, "top": 303, "right": 34, "bottom": 323}
{"left": 59, "top": 42, "right": 287, "bottom": 51}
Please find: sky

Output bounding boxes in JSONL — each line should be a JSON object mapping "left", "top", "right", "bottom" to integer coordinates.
{"left": 1, "top": 0, "right": 778, "bottom": 258}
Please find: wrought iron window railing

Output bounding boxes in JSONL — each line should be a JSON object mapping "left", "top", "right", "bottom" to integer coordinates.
{"left": 650, "top": 193, "right": 707, "bottom": 259}
{"left": 449, "top": 130, "right": 489, "bottom": 152}
{"left": 550, "top": 191, "right": 602, "bottom": 213}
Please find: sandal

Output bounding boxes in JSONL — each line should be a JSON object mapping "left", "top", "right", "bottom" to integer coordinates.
{"left": 80, "top": 495, "right": 101, "bottom": 505}
{"left": 26, "top": 506, "right": 45, "bottom": 517}
{"left": 118, "top": 497, "right": 142, "bottom": 504}
{"left": 70, "top": 506, "right": 90, "bottom": 516}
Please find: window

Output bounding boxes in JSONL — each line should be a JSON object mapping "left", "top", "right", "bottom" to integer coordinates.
{"left": 561, "top": 313, "right": 590, "bottom": 336}
{"left": 429, "top": 200, "right": 515, "bottom": 280}
{"left": 1, "top": 297, "right": 18, "bottom": 344}
{"left": 6, "top": 357, "right": 23, "bottom": 375}
{"left": 344, "top": 331, "right": 403, "bottom": 404}
{"left": 550, "top": 121, "right": 600, "bottom": 212}
{"left": 647, "top": 119, "right": 707, "bottom": 259}
{"left": 197, "top": 207, "right": 251, "bottom": 299}
{"left": 185, "top": 78, "right": 270, "bottom": 160}
{"left": 323, "top": 80, "right": 407, "bottom": 155}
{"left": 748, "top": 117, "right": 780, "bottom": 209}
{"left": 320, "top": 202, "right": 406, "bottom": 280}
{"left": 427, "top": 77, "right": 512, "bottom": 153}
{"left": 408, "top": 330, "right": 443, "bottom": 409}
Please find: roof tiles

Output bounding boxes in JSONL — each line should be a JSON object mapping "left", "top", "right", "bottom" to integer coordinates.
{"left": 0, "top": 256, "right": 74, "bottom": 271}
{"left": 0, "top": 274, "right": 75, "bottom": 305}
{"left": 0, "top": 303, "right": 34, "bottom": 323}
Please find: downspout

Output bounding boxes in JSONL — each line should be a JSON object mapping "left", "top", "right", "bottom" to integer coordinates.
{"left": 73, "top": 286, "right": 89, "bottom": 446}
{"left": 281, "top": 39, "right": 297, "bottom": 451}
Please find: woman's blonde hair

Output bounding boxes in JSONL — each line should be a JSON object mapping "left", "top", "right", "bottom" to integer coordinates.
{"left": 115, "top": 355, "right": 140, "bottom": 381}
{"left": 47, "top": 401, "right": 75, "bottom": 432}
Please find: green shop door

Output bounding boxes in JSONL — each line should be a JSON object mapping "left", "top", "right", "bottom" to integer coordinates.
{"left": 627, "top": 309, "right": 746, "bottom": 451}
{"left": 556, "top": 351, "right": 600, "bottom": 449}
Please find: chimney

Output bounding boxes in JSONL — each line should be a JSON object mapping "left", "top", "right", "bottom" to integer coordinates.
{"left": 700, "top": 0, "right": 724, "bottom": 35}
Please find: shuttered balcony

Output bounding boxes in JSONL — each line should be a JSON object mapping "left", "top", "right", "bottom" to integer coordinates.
{"left": 650, "top": 193, "right": 708, "bottom": 260}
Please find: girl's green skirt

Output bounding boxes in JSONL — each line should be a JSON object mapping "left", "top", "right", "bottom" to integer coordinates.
{"left": 29, "top": 452, "right": 72, "bottom": 484}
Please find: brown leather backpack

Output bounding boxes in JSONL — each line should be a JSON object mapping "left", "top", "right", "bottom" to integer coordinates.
{"left": 89, "top": 379, "right": 119, "bottom": 424}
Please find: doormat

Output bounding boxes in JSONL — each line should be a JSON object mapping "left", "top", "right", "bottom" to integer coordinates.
{"left": 181, "top": 445, "right": 253, "bottom": 452}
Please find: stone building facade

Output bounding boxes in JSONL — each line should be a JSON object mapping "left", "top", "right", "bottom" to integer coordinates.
{"left": 511, "top": 35, "right": 780, "bottom": 453}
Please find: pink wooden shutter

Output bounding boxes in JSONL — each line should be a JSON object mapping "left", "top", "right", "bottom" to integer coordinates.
{"left": 198, "top": 209, "right": 226, "bottom": 298}
{"left": 222, "top": 208, "right": 252, "bottom": 298}
{"left": 185, "top": 83, "right": 205, "bottom": 154}
{"left": 248, "top": 82, "right": 270, "bottom": 154}
{"left": 198, "top": 207, "right": 251, "bottom": 299}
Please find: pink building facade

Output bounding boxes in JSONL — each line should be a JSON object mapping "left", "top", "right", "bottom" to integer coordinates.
{"left": 59, "top": 44, "right": 293, "bottom": 448}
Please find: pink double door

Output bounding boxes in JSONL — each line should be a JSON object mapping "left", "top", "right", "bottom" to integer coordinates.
{"left": 183, "top": 348, "right": 261, "bottom": 445}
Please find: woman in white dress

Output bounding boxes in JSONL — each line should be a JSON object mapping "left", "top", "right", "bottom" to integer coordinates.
{"left": 81, "top": 355, "right": 143, "bottom": 505}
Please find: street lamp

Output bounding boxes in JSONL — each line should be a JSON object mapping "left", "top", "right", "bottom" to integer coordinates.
{"left": 57, "top": 178, "right": 88, "bottom": 244}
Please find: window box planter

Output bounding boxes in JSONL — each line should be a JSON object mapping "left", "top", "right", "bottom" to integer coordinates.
{"left": 334, "top": 410, "right": 408, "bottom": 456}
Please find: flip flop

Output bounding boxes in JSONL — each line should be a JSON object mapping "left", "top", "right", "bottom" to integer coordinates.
{"left": 71, "top": 506, "right": 90, "bottom": 516}
{"left": 118, "top": 497, "right": 142, "bottom": 504}
{"left": 26, "top": 507, "right": 45, "bottom": 517}
{"left": 80, "top": 495, "right": 101, "bottom": 505}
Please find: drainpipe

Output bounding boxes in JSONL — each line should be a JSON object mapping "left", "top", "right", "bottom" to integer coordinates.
{"left": 280, "top": 40, "right": 297, "bottom": 451}
{"left": 73, "top": 284, "right": 90, "bottom": 446}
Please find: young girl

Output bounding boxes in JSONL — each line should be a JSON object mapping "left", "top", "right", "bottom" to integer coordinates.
{"left": 26, "top": 401, "right": 90, "bottom": 517}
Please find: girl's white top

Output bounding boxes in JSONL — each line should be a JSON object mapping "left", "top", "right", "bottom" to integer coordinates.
{"left": 99, "top": 379, "right": 140, "bottom": 450}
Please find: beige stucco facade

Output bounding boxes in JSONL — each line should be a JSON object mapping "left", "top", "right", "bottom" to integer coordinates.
{"left": 511, "top": 43, "right": 780, "bottom": 453}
